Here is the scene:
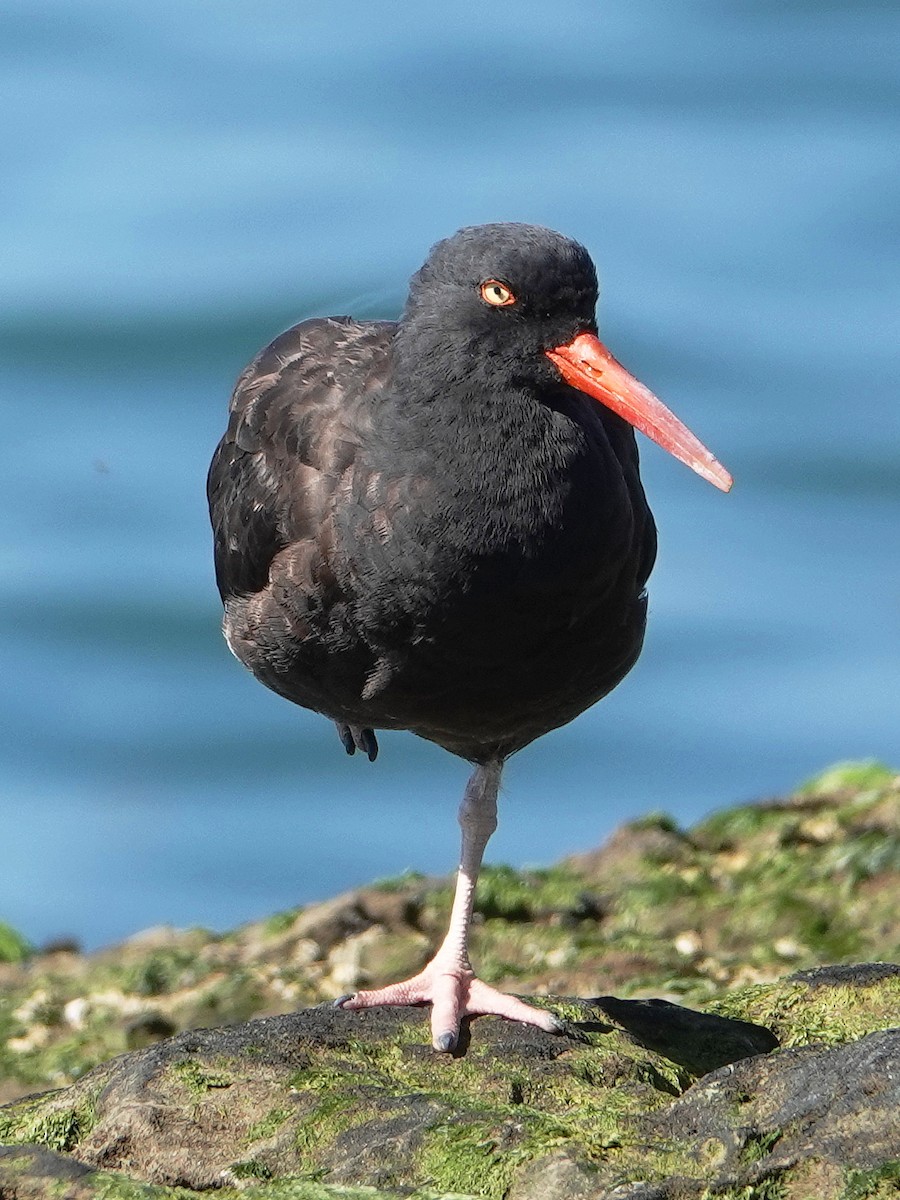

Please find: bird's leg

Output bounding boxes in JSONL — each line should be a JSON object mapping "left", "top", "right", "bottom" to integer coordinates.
{"left": 336, "top": 759, "right": 561, "bottom": 1051}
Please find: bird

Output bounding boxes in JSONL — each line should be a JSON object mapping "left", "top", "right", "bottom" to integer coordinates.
{"left": 207, "top": 222, "right": 731, "bottom": 1053}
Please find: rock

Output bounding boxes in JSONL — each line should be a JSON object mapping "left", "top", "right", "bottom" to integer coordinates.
{"left": 0, "top": 996, "right": 765, "bottom": 1197}
{"left": 651, "top": 1027, "right": 900, "bottom": 1181}
{"left": 2, "top": 762, "right": 898, "bottom": 1108}
{"left": 2, "top": 763, "right": 899, "bottom": 1196}
{"left": 789, "top": 961, "right": 900, "bottom": 988}
{"left": 0, "top": 1144, "right": 95, "bottom": 1200}
{"left": 584, "top": 994, "right": 778, "bottom": 1076}
{"left": 1, "top": 967, "right": 899, "bottom": 1199}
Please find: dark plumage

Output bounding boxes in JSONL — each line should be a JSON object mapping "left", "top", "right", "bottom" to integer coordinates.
{"left": 208, "top": 222, "right": 730, "bottom": 1050}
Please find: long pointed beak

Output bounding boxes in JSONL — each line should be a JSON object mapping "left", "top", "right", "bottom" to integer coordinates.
{"left": 546, "top": 332, "right": 733, "bottom": 492}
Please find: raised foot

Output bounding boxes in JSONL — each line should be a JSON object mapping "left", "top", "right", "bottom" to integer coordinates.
{"left": 334, "top": 722, "right": 378, "bottom": 761}
{"left": 334, "top": 960, "right": 562, "bottom": 1052}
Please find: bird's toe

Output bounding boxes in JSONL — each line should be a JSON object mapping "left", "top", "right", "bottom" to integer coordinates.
{"left": 335, "top": 723, "right": 356, "bottom": 755}
{"left": 433, "top": 1031, "right": 457, "bottom": 1053}
{"left": 334, "top": 723, "right": 378, "bottom": 760}
{"left": 359, "top": 727, "right": 379, "bottom": 761}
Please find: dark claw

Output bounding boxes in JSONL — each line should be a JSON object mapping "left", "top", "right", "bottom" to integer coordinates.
{"left": 332, "top": 993, "right": 355, "bottom": 1009}
{"left": 434, "top": 1031, "right": 457, "bottom": 1053}
{"left": 336, "top": 725, "right": 356, "bottom": 755}
{"left": 360, "top": 728, "right": 378, "bottom": 762}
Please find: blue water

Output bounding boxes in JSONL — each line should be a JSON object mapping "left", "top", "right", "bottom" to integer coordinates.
{"left": 2, "top": 0, "right": 898, "bottom": 950}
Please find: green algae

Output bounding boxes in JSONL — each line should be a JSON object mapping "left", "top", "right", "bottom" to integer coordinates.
{"left": 0, "top": 920, "right": 31, "bottom": 963}
{"left": 0, "top": 975, "right": 895, "bottom": 1199}
{"left": 274, "top": 1008, "right": 702, "bottom": 1196}
{"left": 796, "top": 761, "right": 896, "bottom": 796}
{"left": 263, "top": 907, "right": 305, "bottom": 935}
{"left": 123, "top": 948, "right": 204, "bottom": 998}
{"left": 474, "top": 863, "right": 591, "bottom": 922}
{"left": 245, "top": 1105, "right": 294, "bottom": 1142}
{"left": 293, "top": 1093, "right": 384, "bottom": 1175}
{"left": 1, "top": 1159, "right": 476, "bottom": 1200}
{"left": 0, "top": 1090, "right": 99, "bottom": 1152}
{"left": 418, "top": 1115, "right": 517, "bottom": 1199}
{"left": 708, "top": 974, "right": 900, "bottom": 1048}
{"left": 371, "top": 870, "right": 428, "bottom": 893}
{"left": 738, "top": 1130, "right": 782, "bottom": 1165}
{"left": 703, "top": 1183, "right": 787, "bottom": 1200}
{"left": 170, "top": 1058, "right": 234, "bottom": 1096}
{"left": 227, "top": 1157, "right": 274, "bottom": 1180}
{"left": 843, "top": 1161, "right": 900, "bottom": 1200}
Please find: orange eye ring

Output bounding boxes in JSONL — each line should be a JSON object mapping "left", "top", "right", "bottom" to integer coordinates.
{"left": 480, "top": 279, "right": 517, "bottom": 307}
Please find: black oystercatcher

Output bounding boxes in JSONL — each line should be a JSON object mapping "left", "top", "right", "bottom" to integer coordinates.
{"left": 207, "top": 223, "right": 731, "bottom": 1052}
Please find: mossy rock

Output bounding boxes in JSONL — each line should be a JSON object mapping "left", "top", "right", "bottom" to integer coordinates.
{"left": 2, "top": 762, "right": 898, "bottom": 1108}
{"left": 2, "top": 762, "right": 899, "bottom": 1197}
{"left": 1, "top": 967, "right": 899, "bottom": 1199}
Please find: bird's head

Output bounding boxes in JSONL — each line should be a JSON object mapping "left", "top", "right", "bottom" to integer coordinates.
{"left": 399, "top": 222, "right": 732, "bottom": 492}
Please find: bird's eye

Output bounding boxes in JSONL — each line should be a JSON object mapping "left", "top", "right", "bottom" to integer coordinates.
{"left": 479, "top": 279, "right": 517, "bottom": 307}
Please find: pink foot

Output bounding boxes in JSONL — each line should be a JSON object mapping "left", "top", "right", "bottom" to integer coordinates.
{"left": 335, "top": 958, "right": 562, "bottom": 1052}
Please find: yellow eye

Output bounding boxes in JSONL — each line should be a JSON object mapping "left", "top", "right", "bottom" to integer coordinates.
{"left": 480, "top": 279, "right": 517, "bottom": 307}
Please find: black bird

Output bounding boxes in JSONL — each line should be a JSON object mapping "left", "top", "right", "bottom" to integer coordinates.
{"left": 207, "top": 223, "right": 731, "bottom": 1052}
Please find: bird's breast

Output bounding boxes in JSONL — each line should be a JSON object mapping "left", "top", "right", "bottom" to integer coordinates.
{"left": 331, "top": 398, "right": 650, "bottom": 685}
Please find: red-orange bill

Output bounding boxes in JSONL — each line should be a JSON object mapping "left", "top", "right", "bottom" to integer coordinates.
{"left": 546, "top": 332, "right": 733, "bottom": 493}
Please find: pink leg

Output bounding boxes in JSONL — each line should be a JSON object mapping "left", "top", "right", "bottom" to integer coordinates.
{"left": 336, "top": 759, "right": 562, "bottom": 1051}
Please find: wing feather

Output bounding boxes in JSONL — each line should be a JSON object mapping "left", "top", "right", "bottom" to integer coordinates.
{"left": 206, "top": 316, "right": 395, "bottom": 603}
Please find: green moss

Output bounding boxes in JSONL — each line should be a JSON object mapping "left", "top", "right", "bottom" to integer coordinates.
{"left": 2, "top": 758, "right": 898, "bottom": 1150}
{"left": 625, "top": 865, "right": 715, "bottom": 909}
{"left": 290, "top": 1032, "right": 496, "bottom": 1107}
{"left": 0, "top": 1094, "right": 43, "bottom": 1144}
{"left": 836, "top": 831, "right": 900, "bottom": 885}
{"left": 738, "top": 1130, "right": 782, "bottom": 1165}
{"left": 0, "top": 921, "right": 31, "bottom": 963}
{"left": 124, "top": 948, "right": 205, "bottom": 997}
{"left": 0, "top": 1093, "right": 98, "bottom": 1153}
{"left": 419, "top": 1115, "right": 516, "bottom": 1198}
{"left": 761, "top": 892, "right": 863, "bottom": 962}
{"left": 693, "top": 803, "right": 786, "bottom": 850}
{"left": 709, "top": 976, "right": 900, "bottom": 1047}
{"left": 417, "top": 1090, "right": 690, "bottom": 1199}
{"left": 472, "top": 863, "right": 593, "bottom": 923}
{"left": 474, "top": 864, "right": 536, "bottom": 921}
{"left": 228, "top": 1159, "right": 274, "bottom": 1180}
{"left": 170, "top": 1058, "right": 233, "bottom": 1096}
{"left": 702, "top": 1183, "right": 787, "bottom": 1200}
{"left": 371, "top": 870, "right": 427, "bottom": 893}
{"left": 293, "top": 1093, "right": 375, "bottom": 1168}
{"left": 90, "top": 1174, "right": 198, "bottom": 1200}
{"left": 246, "top": 1105, "right": 294, "bottom": 1142}
{"left": 628, "top": 810, "right": 681, "bottom": 835}
{"left": 264, "top": 908, "right": 304, "bottom": 935}
{"left": 0, "top": 1150, "right": 462, "bottom": 1200}
{"left": 797, "top": 761, "right": 896, "bottom": 796}
{"left": 87, "top": 1172, "right": 432, "bottom": 1199}
{"left": 277, "top": 1010, "right": 697, "bottom": 1195}
{"left": 843, "top": 1161, "right": 900, "bottom": 1200}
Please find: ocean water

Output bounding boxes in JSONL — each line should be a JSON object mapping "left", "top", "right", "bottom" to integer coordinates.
{"left": 2, "top": 0, "right": 898, "bottom": 950}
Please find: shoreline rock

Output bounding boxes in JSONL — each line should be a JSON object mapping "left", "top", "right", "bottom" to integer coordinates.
{"left": 1, "top": 968, "right": 898, "bottom": 1198}
{"left": 1, "top": 761, "right": 898, "bottom": 1197}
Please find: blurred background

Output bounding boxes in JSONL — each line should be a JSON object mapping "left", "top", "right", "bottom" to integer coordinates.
{"left": 1, "top": 0, "right": 898, "bottom": 951}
